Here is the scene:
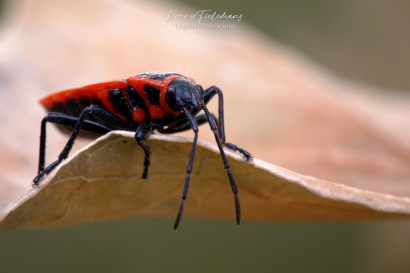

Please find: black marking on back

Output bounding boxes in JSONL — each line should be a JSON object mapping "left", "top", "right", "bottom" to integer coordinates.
{"left": 46, "top": 96, "right": 135, "bottom": 138}
{"left": 108, "top": 88, "right": 132, "bottom": 122}
{"left": 126, "top": 85, "right": 149, "bottom": 113}
{"left": 126, "top": 85, "right": 147, "bottom": 109}
{"left": 144, "top": 84, "right": 161, "bottom": 106}
{"left": 139, "top": 72, "right": 185, "bottom": 81}
{"left": 51, "top": 96, "right": 105, "bottom": 122}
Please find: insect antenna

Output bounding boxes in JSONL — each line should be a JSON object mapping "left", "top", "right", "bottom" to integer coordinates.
{"left": 174, "top": 107, "right": 199, "bottom": 231}
{"left": 201, "top": 103, "right": 241, "bottom": 226}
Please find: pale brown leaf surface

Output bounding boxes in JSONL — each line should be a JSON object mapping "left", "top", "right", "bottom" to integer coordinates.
{"left": 1, "top": 131, "right": 410, "bottom": 229}
{"left": 0, "top": 0, "right": 410, "bottom": 228}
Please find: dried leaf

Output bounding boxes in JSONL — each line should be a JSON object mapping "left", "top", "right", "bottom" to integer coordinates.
{"left": 1, "top": 0, "right": 410, "bottom": 230}
{"left": 1, "top": 131, "right": 409, "bottom": 229}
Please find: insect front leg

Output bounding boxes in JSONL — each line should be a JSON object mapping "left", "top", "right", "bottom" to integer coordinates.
{"left": 135, "top": 122, "right": 153, "bottom": 179}
{"left": 203, "top": 86, "right": 252, "bottom": 162}
{"left": 156, "top": 113, "right": 217, "bottom": 134}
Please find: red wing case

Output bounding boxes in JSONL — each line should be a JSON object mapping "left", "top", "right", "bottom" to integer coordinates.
{"left": 40, "top": 81, "right": 129, "bottom": 121}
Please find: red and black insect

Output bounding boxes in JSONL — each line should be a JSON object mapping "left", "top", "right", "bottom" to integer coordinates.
{"left": 33, "top": 72, "right": 251, "bottom": 230}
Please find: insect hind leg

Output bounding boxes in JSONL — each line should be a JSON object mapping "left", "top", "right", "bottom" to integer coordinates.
{"left": 33, "top": 106, "right": 131, "bottom": 186}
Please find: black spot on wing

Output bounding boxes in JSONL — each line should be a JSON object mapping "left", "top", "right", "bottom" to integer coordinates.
{"left": 144, "top": 84, "right": 161, "bottom": 106}
{"left": 108, "top": 88, "right": 132, "bottom": 122}
{"left": 52, "top": 96, "right": 105, "bottom": 121}
{"left": 126, "top": 85, "right": 148, "bottom": 112}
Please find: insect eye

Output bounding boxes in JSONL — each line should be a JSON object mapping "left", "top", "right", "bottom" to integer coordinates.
{"left": 165, "top": 84, "right": 180, "bottom": 110}
{"left": 167, "top": 85, "right": 176, "bottom": 97}
{"left": 197, "top": 85, "right": 204, "bottom": 94}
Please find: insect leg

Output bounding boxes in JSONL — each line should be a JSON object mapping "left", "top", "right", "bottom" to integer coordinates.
{"left": 174, "top": 107, "right": 199, "bottom": 231}
{"left": 201, "top": 103, "right": 241, "bottom": 227}
{"left": 37, "top": 113, "right": 114, "bottom": 174}
{"left": 156, "top": 113, "right": 217, "bottom": 134}
{"left": 202, "top": 86, "right": 252, "bottom": 162}
{"left": 33, "top": 105, "right": 131, "bottom": 186}
{"left": 134, "top": 123, "right": 153, "bottom": 179}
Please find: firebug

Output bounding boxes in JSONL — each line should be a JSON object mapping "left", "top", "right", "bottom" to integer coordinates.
{"left": 34, "top": 72, "right": 251, "bottom": 230}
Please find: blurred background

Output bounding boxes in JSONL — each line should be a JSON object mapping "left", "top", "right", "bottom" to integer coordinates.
{"left": 2, "top": 0, "right": 407, "bottom": 90}
{"left": 0, "top": 0, "right": 410, "bottom": 272}
{"left": 182, "top": 0, "right": 410, "bottom": 92}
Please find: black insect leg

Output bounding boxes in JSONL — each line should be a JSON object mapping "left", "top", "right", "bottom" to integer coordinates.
{"left": 202, "top": 86, "right": 252, "bottom": 162}
{"left": 156, "top": 114, "right": 216, "bottom": 134}
{"left": 33, "top": 105, "right": 132, "bottom": 186}
{"left": 174, "top": 107, "right": 199, "bottom": 231}
{"left": 37, "top": 113, "right": 115, "bottom": 174}
{"left": 201, "top": 103, "right": 241, "bottom": 227}
{"left": 134, "top": 123, "right": 153, "bottom": 179}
